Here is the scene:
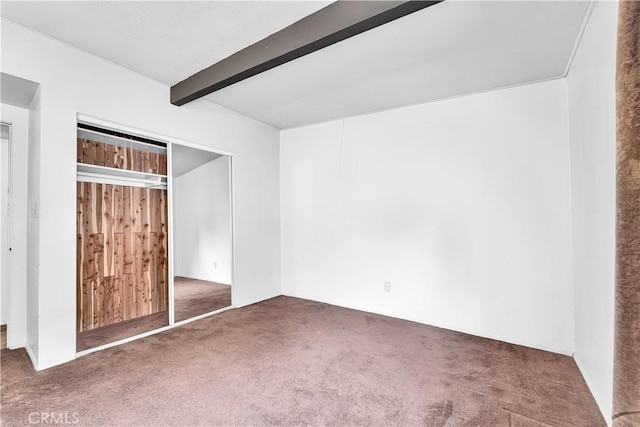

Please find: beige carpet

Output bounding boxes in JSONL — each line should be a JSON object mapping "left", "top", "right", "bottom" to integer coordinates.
{"left": 76, "top": 312, "right": 168, "bottom": 352}
{"left": 174, "top": 277, "right": 231, "bottom": 322}
{"left": 74, "top": 278, "right": 230, "bottom": 351}
{"left": 1, "top": 296, "right": 603, "bottom": 426}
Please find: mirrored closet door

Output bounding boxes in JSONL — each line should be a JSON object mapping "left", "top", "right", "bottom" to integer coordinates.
{"left": 171, "top": 144, "right": 232, "bottom": 322}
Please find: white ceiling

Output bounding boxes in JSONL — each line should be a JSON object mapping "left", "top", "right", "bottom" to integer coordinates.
{"left": 205, "top": 0, "right": 591, "bottom": 128}
{"left": 0, "top": 1, "right": 331, "bottom": 86}
{"left": 1, "top": 1, "right": 590, "bottom": 129}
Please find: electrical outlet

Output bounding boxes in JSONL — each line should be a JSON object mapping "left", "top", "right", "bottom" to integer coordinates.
{"left": 384, "top": 281, "right": 391, "bottom": 292}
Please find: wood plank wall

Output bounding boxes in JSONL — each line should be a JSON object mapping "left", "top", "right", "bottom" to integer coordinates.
{"left": 77, "top": 138, "right": 167, "bottom": 174}
{"left": 77, "top": 138, "right": 168, "bottom": 332}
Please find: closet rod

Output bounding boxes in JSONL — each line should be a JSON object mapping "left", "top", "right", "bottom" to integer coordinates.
{"left": 77, "top": 171, "right": 167, "bottom": 190}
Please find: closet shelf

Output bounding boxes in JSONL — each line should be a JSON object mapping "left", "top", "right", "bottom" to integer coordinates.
{"left": 77, "top": 163, "right": 168, "bottom": 190}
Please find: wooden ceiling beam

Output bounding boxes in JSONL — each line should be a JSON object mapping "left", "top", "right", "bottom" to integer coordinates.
{"left": 170, "top": 0, "right": 443, "bottom": 106}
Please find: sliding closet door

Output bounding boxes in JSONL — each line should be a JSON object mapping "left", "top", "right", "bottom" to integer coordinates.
{"left": 171, "top": 145, "right": 232, "bottom": 322}
{"left": 76, "top": 135, "right": 168, "bottom": 333}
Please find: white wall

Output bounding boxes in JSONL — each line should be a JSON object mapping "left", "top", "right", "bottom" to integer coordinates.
{"left": 281, "top": 79, "right": 574, "bottom": 354}
{"left": 1, "top": 20, "right": 281, "bottom": 369}
{"left": 0, "top": 103, "right": 29, "bottom": 350}
{"left": 567, "top": 1, "right": 618, "bottom": 423}
{"left": 174, "top": 156, "right": 232, "bottom": 285}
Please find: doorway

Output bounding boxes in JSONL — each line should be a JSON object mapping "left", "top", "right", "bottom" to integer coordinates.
{"left": 1, "top": 122, "right": 12, "bottom": 350}
{"left": 75, "top": 123, "right": 170, "bottom": 351}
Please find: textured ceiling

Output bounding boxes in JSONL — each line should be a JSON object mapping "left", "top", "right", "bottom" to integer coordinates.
{"left": 204, "top": 0, "right": 591, "bottom": 128}
{"left": 0, "top": 1, "right": 332, "bottom": 86}
{"left": 1, "top": 1, "right": 591, "bottom": 129}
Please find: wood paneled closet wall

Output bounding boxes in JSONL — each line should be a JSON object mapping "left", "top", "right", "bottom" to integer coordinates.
{"left": 76, "top": 137, "right": 169, "bottom": 332}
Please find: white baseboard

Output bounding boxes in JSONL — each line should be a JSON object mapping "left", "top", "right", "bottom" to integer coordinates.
{"left": 281, "top": 291, "right": 574, "bottom": 356}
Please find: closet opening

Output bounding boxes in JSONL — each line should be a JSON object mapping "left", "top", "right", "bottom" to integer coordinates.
{"left": 76, "top": 122, "right": 169, "bottom": 352}
{"left": 75, "top": 117, "right": 234, "bottom": 354}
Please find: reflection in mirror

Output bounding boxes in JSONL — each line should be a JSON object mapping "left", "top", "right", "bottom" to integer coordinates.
{"left": 172, "top": 144, "right": 232, "bottom": 322}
